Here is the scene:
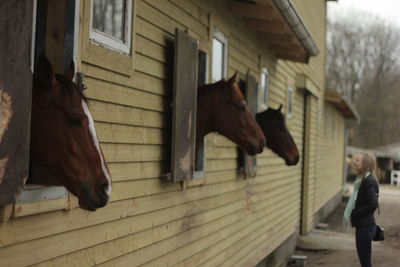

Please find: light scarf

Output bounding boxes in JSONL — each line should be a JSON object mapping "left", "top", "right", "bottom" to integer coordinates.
{"left": 343, "top": 172, "right": 371, "bottom": 230}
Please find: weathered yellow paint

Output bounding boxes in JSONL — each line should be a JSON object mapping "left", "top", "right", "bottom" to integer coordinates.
{"left": 0, "top": 0, "right": 350, "bottom": 266}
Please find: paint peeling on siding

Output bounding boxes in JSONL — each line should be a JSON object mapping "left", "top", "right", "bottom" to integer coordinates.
{"left": 0, "top": 158, "right": 9, "bottom": 184}
{"left": 0, "top": 86, "right": 13, "bottom": 142}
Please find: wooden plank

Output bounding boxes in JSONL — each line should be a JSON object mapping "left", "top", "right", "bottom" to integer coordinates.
{"left": 169, "top": 0, "right": 209, "bottom": 26}
{"left": 258, "top": 33, "right": 293, "bottom": 44}
{"left": 88, "top": 101, "right": 167, "bottom": 128}
{"left": 143, "top": 0, "right": 208, "bottom": 38}
{"left": 206, "top": 146, "right": 239, "bottom": 160}
{"left": 147, "top": 195, "right": 299, "bottom": 267}
{"left": 94, "top": 190, "right": 297, "bottom": 267}
{"left": 244, "top": 18, "right": 286, "bottom": 34}
{"left": 135, "top": 15, "right": 174, "bottom": 47}
{"left": 108, "top": 161, "right": 167, "bottom": 182}
{"left": 0, "top": 0, "right": 34, "bottom": 205}
{"left": 82, "top": 63, "right": 167, "bottom": 96}
{"left": 85, "top": 77, "right": 167, "bottom": 113}
{"left": 27, "top": 197, "right": 247, "bottom": 267}
{"left": 0, "top": 179, "right": 246, "bottom": 247}
{"left": 0, "top": 204, "right": 13, "bottom": 223}
{"left": 134, "top": 53, "right": 166, "bottom": 79}
{"left": 243, "top": 72, "right": 258, "bottom": 177}
{"left": 95, "top": 123, "right": 166, "bottom": 145}
{"left": 12, "top": 198, "right": 68, "bottom": 218}
{"left": 110, "top": 178, "right": 181, "bottom": 202}
{"left": 170, "top": 29, "right": 198, "bottom": 182}
{"left": 197, "top": 209, "right": 297, "bottom": 267}
{"left": 101, "top": 143, "right": 166, "bottom": 163}
{"left": 227, "top": 225, "right": 295, "bottom": 267}
{"left": 135, "top": 34, "right": 167, "bottom": 62}
{"left": 230, "top": 2, "right": 274, "bottom": 20}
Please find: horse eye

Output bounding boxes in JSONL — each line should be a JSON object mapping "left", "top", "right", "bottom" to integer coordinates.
{"left": 66, "top": 113, "right": 82, "bottom": 126}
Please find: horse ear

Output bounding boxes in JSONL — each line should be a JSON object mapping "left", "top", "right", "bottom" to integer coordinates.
{"left": 278, "top": 104, "right": 283, "bottom": 111}
{"left": 65, "top": 61, "right": 75, "bottom": 81}
{"left": 227, "top": 72, "right": 238, "bottom": 86}
{"left": 35, "top": 53, "right": 55, "bottom": 86}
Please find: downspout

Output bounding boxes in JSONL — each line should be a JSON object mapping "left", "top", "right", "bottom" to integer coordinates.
{"left": 272, "top": 0, "right": 319, "bottom": 57}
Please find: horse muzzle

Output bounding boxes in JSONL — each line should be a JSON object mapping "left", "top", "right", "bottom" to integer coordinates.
{"left": 246, "top": 139, "right": 266, "bottom": 156}
{"left": 285, "top": 155, "right": 300, "bottom": 166}
{"left": 79, "top": 184, "right": 110, "bottom": 211}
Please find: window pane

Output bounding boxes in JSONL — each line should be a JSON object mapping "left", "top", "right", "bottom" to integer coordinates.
{"left": 92, "top": 0, "right": 126, "bottom": 41}
{"left": 212, "top": 38, "right": 224, "bottom": 82}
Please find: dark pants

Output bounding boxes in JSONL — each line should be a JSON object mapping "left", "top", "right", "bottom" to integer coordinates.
{"left": 355, "top": 226, "right": 376, "bottom": 267}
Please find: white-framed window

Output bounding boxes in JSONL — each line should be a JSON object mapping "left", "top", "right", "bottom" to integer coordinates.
{"left": 211, "top": 29, "right": 228, "bottom": 82}
{"left": 287, "top": 86, "right": 294, "bottom": 118}
{"left": 259, "top": 68, "right": 269, "bottom": 111}
{"left": 90, "top": 0, "right": 133, "bottom": 54}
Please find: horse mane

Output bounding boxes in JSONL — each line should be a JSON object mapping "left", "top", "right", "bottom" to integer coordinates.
{"left": 55, "top": 74, "right": 87, "bottom": 102}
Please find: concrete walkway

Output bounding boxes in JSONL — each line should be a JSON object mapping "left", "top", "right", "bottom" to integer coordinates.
{"left": 294, "top": 185, "right": 400, "bottom": 267}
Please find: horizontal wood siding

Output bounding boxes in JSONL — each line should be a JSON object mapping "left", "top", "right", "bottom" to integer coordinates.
{"left": 0, "top": 0, "right": 342, "bottom": 266}
{"left": 314, "top": 102, "right": 345, "bottom": 212}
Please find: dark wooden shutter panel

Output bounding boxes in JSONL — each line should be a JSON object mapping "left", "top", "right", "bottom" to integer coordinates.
{"left": 243, "top": 72, "right": 258, "bottom": 177}
{"left": 170, "top": 29, "right": 198, "bottom": 182}
{"left": 0, "top": 1, "right": 34, "bottom": 204}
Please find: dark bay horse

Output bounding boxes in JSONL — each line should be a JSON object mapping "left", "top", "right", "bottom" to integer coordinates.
{"left": 29, "top": 54, "right": 111, "bottom": 211}
{"left": 197, "top": 73, "right": 266, "bottom": 156}
{"left": 256, "top": 105, "right": 299, "bottom": 166}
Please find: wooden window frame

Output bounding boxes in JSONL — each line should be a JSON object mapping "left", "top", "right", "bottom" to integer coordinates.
{"left": 89, "top": 0, "right": 133, "bottom": 54}
{"left": 194, "top": 50, "right": 209, "bottom": 179}
{"left": 4, "top": 0, "right": 82, "bottom": 219}
{"left": 259, "top": 68, "right": 269, "bottom": 111}
{"left": 239, "top": 72, "right": 259, "bottom": 178}
{"left": 211, "top": 29, "right": 228, "bottom": 82}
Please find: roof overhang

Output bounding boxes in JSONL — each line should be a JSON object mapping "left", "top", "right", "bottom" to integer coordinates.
{"left": 230, "top": 0, "right": 319, "bottom": 63}
{"left": 325, "top": 89, "right": 359, "bottom": 121}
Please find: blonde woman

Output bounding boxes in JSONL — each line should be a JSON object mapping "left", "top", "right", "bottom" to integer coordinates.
{"left": 343, "top": 153, "right": 379, "bottom": 267}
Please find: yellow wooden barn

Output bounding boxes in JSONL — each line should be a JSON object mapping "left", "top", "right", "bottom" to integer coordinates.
{"left": 0, "top": 0, "right": 358, "bottom": 266}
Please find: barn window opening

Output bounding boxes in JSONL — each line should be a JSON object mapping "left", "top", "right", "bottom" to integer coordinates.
{"left": 90, "top": 0, "right": 133, "bottom": 54}
{"left": 194, "top": 50, "right": 208, "bottom": 178}
{"left": 3, "top": 0, "right": 82, "bottom": 217}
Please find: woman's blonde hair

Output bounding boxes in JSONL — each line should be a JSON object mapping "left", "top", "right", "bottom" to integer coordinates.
{"left": 358, "top": 152, "right": 376, "bottom": 176}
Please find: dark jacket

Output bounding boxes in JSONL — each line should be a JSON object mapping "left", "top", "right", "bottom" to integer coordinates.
{"left": 351, "top": 173, "right": 379, "bottom": 227}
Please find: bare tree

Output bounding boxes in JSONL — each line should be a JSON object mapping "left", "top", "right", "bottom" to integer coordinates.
{"left": 326, "top": 9, "right": 400, "bottom": 148}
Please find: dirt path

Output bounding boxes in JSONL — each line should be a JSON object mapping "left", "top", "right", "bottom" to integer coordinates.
{"left": 295, "top": 185, "right": 400, "bottom": 267}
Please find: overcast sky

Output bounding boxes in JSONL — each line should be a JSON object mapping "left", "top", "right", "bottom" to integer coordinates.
{"left": 328, "top": 0, "right": 400, "bottom": 26}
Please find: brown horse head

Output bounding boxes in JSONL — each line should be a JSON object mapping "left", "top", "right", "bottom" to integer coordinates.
{"left": 256, "top": 105, "right": 299, "bottom": 165}
{"left": 30, "top": 54, "right": 111, "bottom": 211}
{"left": 197, "top": 73, "right": 265, "bottom": 155}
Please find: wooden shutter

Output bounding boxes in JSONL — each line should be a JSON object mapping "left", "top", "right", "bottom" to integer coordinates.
{"left": 0, "top": 1, "right": 35, "bottom": 204}
{"left": 243, "top": 72, "right": 258, "bottom": 177}
{"left": 170, "top": 29, "right": 198, "bottom": 182}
